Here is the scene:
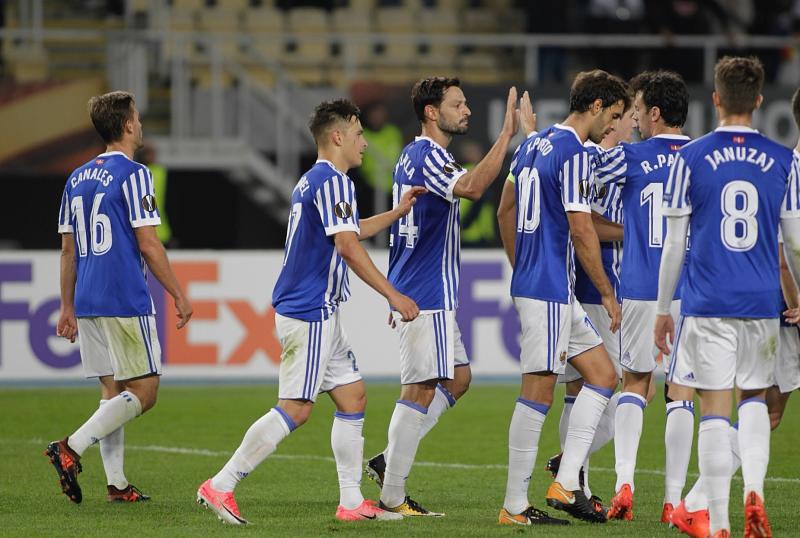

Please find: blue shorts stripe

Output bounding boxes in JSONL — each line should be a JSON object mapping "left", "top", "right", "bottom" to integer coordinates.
{"left": 302, "top": 322, "right": 314, "bottom": 399}
{"left": 432, "top": 314, "right": 442, "bottom": 378}
{"left": 546, "top": 303, "right": 552, "bottom": 372}
{"left": 310, "top": 322, "right": 322, "bottom": 399}
{"left": 143, "top": 316, "right": 156, "bottom": 373}
{"left": 440, "top": 312, "right": 448, "bottom": 377}
{"left": 138, "top": 316, "right": 155, "bottom": 374}
{"left": 668, "top": 315, "right": 685, "bottom": 382}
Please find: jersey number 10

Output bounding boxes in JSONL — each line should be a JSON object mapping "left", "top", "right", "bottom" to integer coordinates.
{"left": 517, "top": 167, "right": 541, "bottom": 234}
{"left": 71, "top": 193, "right": 112, "bottom": 257}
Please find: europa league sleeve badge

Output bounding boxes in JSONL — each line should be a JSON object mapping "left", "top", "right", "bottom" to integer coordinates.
{"left": 442, "top": 162, "right": 464, "bottom": 176}
{"left": 334, "top": 201, "right": 353, "bottom": 219}
{"left": 141, "top": 194, "right": 158, "bottom": 212}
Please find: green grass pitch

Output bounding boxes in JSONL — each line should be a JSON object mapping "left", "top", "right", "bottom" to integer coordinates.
{"left": 1, "top": 383, "right": 797, "bottom": 537}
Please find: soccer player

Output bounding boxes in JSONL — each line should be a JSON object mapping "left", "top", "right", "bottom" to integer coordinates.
{"left": 499, "top": 91, "right": 633, "bottom": 518}
{"left": 48, "top": 91, "right": 193, "bottom": 504}
{"left": 655, "top": 56, "right": 800, "bottom": 538}
{"left": 196, "top": 99, "right": 423, "bottom": 524}
{"left": 590, "top": 70, "right": 695, "bottom": 522}
{"left": 369, "top": 78, "right": 525, "bottom": 517}
{"left": 498, "top": 69, "right": 626, "bottom": 525}
{"left": 670, "top": 86, "right": 800, "bottom": 538}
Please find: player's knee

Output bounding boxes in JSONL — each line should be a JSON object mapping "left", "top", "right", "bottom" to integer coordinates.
{"left": 138, "top": 391, "right": 158, "bottom": 413}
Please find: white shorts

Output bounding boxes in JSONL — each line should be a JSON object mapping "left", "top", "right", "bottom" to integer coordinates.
{"left": 78, "top": 316, "right": 162, "bottom": 381}
{"left": 620, "top": 299, "right": 681, "bottom": 374}
{"left": 395, "top": 310, "right": 468, "bottom": 385}
{"left": 561, "top": 303, "right": 622, "bottom": 383}
{"left": 777, "top": 325, "right": 800, "bottom": 394}
{"left": 515, "top": 297, "right": 603, "bottom": 376}
{"left": 667, "top": 316, "right": 778, "bottom": 391}
{"left": 276, "top": 311, "right": 362, "bottom": 402}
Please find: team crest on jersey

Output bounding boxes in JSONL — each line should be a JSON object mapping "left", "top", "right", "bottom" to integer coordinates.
{"left": 334, "top": 201, "right": 353, "bottom": 219}
{"left": 594, "top": 184, "right": 608, "bottom": 200}
{"left": 559, "top": 351, "right": 567, "bottom": 365}
{"left": 442, "top": 162, "right": 464, "bottom": 175}
{"left": 141, "top": 194, "right": 157, "bottom": 212}
{"left": 95, "top": 159, "right": 104, "bottom": 165}
{"left": 733, "top": 136, "right": 745, "bottom": 144}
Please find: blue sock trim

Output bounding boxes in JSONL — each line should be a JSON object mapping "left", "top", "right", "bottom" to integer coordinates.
{"left": 733, "top": 421, "right": 739, "bottom": 430}
{"left": 334, "top": 411, "right": 365, "bottom": 421}
{"left": 618, "top": 393, "right": 647, "bottom": 409}
{"left": 584, "top": 383, "right": 614, "bottom": 399}
{"left": 516, "top": 397, "right": 550, "bottom": 416}
{"left": 564, "top": 396, "right": 577, "bottom": 405}
{"left": 700, "top": 414, "right": 730, "bottom": 424}
{"left": 397, "top": 399, "right": 428, "bottom": 414}
{"left": 666, "top": 400, "right": 694, "bottom": 416}
{"left": 436, "top": 384, "right": 457, "bottom": 407}
{"left": 273, "top": 406, "right": 297, "bottom": 432}
{"left": 737, "top": 397, "right": 766, "bottom": 409}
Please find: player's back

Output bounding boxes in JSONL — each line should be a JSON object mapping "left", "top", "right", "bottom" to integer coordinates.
{"left": 58, "top": 152, "right": 159, "bottom": 317}
{"left": 665, "top": 127, "right": 797, "bottom": 317}
{"left": 601, "top": 135, "right": 690, "bottom": 300}
{"left": 272, "top": 160, "right": 360, "bottom": 322}
{"left": 388, "top": 137, "right": 462, "bottom": 310}
{"left": 510, "top": 125, "right": 592, "bottom": 304}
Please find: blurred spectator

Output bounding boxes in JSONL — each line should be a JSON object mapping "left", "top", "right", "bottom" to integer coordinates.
{"left": 135, "top": 144, "right": 175, "bottom": 247}
{"left": 457, "top": 140, "right": 497, "bottom": 247}
{"left": 582, "top": 0, "right": 647, "bottom": 77}
{"left": 516, "top": 1, "right": 576, "bottom": 82}
{"left": 359, "top": 101, "right": 403, "bottom": 217}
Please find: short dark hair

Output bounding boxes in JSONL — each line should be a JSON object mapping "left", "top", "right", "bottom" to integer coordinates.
{"left": 792, "top": 88, "right": 800, "bottom": 129}
{"left": 714, "top": 56, "right": 764, "bottom": 115}
{"left": 568, "top": 70, "right": 629, "bottom": 113}
{"left": 308, "top": 98, "right": 361, "bottom": 144}
{"left": 87, "top": 91, "right": 135, "bottom": 144}
{"left": 630, "top": 70, "right": 689, "bottom": 128}
{"left": 411, "top": 77, "right": 460, "bottom": 122}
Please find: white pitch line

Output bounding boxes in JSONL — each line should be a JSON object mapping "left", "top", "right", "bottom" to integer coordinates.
{"left": 15, "top": 438, "right": 800, "bottom": 484}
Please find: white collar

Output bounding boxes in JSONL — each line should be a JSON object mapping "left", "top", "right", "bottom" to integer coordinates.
{"left": 315, "top": 159, "right": 348, "bottom": 177}
{"left": 651, "top": 134, "right": 691, "bottom": 140}
{"left": 97, "top": 150, "right": 130, "bottom": 159}
{"left": 415, "top": 135, "right": 449, "bottom": 153}
{"left": 714, "top": 125, "right": 759, "bottom": 133}
{"left": 553, "top": 123, "right": 583, "bottom": 144}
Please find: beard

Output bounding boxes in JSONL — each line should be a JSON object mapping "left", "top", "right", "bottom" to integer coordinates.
{"left": 438, "top": 117, "right": 468, "bottom": 136}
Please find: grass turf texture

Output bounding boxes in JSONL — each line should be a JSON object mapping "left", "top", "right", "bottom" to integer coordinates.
{"left": 1, "top": 383, "right": 797, "bottom": 537}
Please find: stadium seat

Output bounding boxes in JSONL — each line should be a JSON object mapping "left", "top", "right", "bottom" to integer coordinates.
{"left": 285, "top": 7, "right": 331, "bottom": 66}
{"left": 375, "top": 7, "right": 418, "bottom": 66}
{"left": 332, "top": 8, "right": 375, "bottom": 68}
{"left": 242, "top": 7, "right": 285, "bottom": 60}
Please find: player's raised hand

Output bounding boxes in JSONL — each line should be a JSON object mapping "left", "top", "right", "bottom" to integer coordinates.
{"left": 601, "top": 293, "right": 621, "bottom": 333}
{"left": 500, "top": 86, "right": 520, "bottom": 139}
{"left": 175, "top": 294, "right": 193, "bottom": 329}
{"left": 654, "top": 313, "right": 675, "bottom": 355}
{"left": 520, "top": 90, "right": 537, "bottom": 136}
{"left": 396, "top": 186, "right": 427, "bottom": 217}
{"left": 388, "top": 292, "right": 419, "bottom": 322}
{"left": 56, "top": 308, "right": 78, "bottom": 343}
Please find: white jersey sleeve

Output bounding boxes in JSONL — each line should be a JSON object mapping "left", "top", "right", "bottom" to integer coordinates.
{"left": 560, "top": 150, "right": 592, "bottom": 213}
{"left": 314, "top": 173, "right": 360, "bottom": 236}
{"left": 58, "top": 187, "right": 73, "bottom": 233}
{"left": 782, "top": 151, "right": 800, "bottom": 218}
{"left": 663, "top": 153, "right": 692, "bottom": 217}
{"left": 121, "top": 164, "right": 162, "bottom": 228}
{"left": 421, "top": 146, "right": 467, "bottom": 202}
{"left": 593, "top": 145, "right": 628, "bottom": 185}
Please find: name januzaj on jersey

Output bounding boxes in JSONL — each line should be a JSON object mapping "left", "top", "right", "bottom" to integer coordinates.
{"left": 703, "top": 146, "right": 776, "bottom": 173}
{"left": 70, "top": 167, "right": 114, "bottom": 188}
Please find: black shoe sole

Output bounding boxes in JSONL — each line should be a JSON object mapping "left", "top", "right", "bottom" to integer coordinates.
{"left": 546, "top": 498, "right": 606, "bottom": 523}
{"left": 45, "top": 442, "right": 82, "bottom": 504}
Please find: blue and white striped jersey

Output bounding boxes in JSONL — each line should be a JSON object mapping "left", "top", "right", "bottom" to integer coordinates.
{"left": 58, "top": 151, "right": 160, "bottom": 317}
{"left": 664, "top": 127, "right": 800, "bottom": 318}
{"left": 594, "top": 134, "right": 690, "bottom": 301}
{"left": 272, "top": 160, "right": 360, "bottom": 321}
{"left": 510, "top": 125, "right": 593, "bottom": 304}
{"left": 388, "top": 136, "right": 466, "bottom": 311}
{"left": 574, "top": 142, "right": 623, "bottom": 305}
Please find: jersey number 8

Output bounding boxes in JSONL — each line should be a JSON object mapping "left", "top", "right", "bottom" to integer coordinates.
{"left": 720, "top": 180, "right": 758, "bottom": 252}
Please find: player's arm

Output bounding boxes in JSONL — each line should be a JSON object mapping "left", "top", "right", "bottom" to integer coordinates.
{"left": 135, "top": 226, "right": 193, "bottom": 329}
{"left": 333, "top": 231, "right": 419, "bottom": 321}
{"left": 779, "top": 246, "right": 799, "bottom": 310}
{"left": 358, "top": 186, "right": 426, "bottom": 240}
{"left": 568, "top": 211, "right": 621, "bottom": 332}
{"left": 56, "top": 233, "right": 78, "bottom": 343}
{"left": 654, "top": 215, "right": 689, "bottom": 353}
{"left": 497, "top": 175, "right": 517, "bottom": 266}
{"left": 591, "top": 211, "right": 623, "bottom": 242}
{"left": 452, "top": 88, "right": 521, "bottom": 201}
{"left": 780, "top": 218, "right": 800, "bottom": 323}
